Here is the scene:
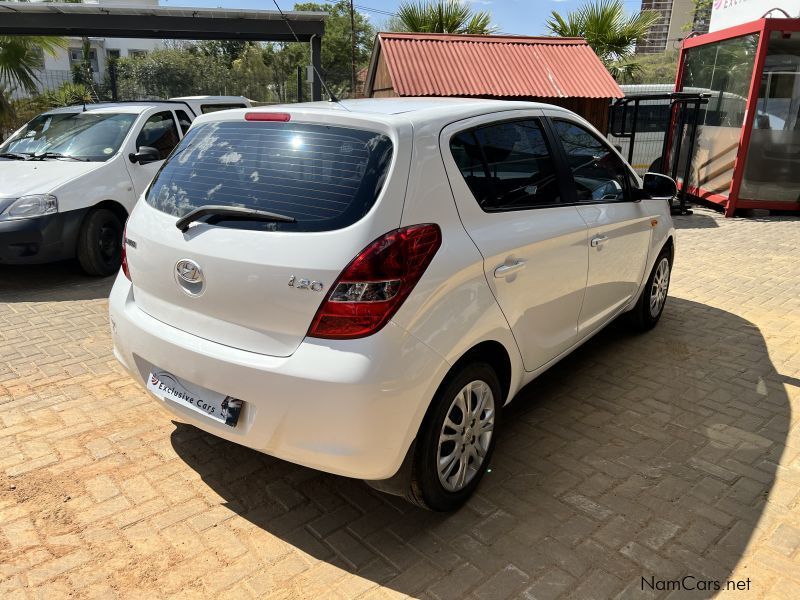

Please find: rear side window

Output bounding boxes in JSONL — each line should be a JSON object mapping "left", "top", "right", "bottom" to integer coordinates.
{"left": 146, "top": 121, "right": 393, "bottom": 232}
{"left": 450, "top": 119, "right": 560, "bottom": 211}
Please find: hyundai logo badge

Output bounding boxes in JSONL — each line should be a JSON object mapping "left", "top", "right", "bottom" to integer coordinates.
{"left": 175, "top": 259, "right": 204, "bottom": 295}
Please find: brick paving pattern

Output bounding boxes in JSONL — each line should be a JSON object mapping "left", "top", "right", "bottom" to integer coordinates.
{"left": 1, "top": 206, "right": 799, "bottom": 599}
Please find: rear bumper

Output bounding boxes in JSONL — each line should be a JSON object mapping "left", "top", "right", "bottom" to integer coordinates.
{"left": 0, "top": 209, "right": 86, "bottom": 264}
{"left": 108, "top": 274, "right": 451, "bottom": 480}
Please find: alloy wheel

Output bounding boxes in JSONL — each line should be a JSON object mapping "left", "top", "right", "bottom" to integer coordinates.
{"left": 649, "top": 257, "right": 670, "bottom": 318}
{"left": 437, "top": 380, "right": 495, "bottom": 492}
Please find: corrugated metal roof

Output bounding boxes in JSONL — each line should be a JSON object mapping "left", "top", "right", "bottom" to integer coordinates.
{"left": 376, "top": 33, "right": 623, "bottom": 100}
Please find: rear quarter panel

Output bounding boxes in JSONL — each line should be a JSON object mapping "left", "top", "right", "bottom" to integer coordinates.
{"left": 390, "top": 116, "right": 525, "bottom": 404}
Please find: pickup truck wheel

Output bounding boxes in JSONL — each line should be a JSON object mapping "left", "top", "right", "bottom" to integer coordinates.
{"left": 407, "top": 362, "right": 500, "bottom": 511}
{"left": 76, "top": 208, "right": 123, "bottom": 277}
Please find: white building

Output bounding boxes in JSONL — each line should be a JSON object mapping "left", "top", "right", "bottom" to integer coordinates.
{"left": 30, "top": 0, "right": 164, "bottom": 96}
{"left": 710, "top": 0, "right": 800, "bottom": 32}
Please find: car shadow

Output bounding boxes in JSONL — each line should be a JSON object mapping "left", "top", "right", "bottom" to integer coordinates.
{"left": 170, "top": 297, "right": 789, "bottom": 599}
{"left": 672, "top": 210, "right": 719, "bottom": 230}
{"left": 0, "top": 262, "right": 115, "bottom": 302}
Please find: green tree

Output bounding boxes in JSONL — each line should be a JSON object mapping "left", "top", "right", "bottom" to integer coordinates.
{"left": 0, "top": 36, "right": 66, "bottom": 125}
{"left": 232, "top": 46, "right": 273, "bottom": 101}
{"left": 114, "top": 49, "right": 231, "bottom": 99}
{"left": 546, "top": 0, "right": 660, "bottom": 80}
{"left": 262, "top": 43, "right": 309, "bottom": 102}
{"left": 618, "top": 50, "right": 679, "bottom": 84}
{"left": 392, "top": 0, "right": 494, "bottom": 34}
{"left": 193, "top": 41, "right": 254, "bottom": 68}
{"left": 685, "top": 0, "right": 712, "bottom": 33}
{"left": 260, "top": 1, "right": 375, "bottom": 100}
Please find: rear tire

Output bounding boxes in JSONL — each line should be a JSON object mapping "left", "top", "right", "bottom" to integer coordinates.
{"left": 628, "top": 247, "right": 672, "bottom": 331}
{"left": 76, "top": 208, "right": 123, "bottom": 277}
{"left": 407, "top": 362, "right": 500, "bottom": 511}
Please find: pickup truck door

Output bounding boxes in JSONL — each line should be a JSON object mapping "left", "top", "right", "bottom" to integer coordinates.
{"left": 124, "top": 109, "right": 183, "bottom": 199}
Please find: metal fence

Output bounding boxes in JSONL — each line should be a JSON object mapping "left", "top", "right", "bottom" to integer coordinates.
{"left": 607, "top": 83, "right": 681, "bottom": 176}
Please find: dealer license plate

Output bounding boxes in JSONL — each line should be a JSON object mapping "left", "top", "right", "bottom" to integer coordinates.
{"left": 147, "top": 370, "right": 242, "bottom": 427}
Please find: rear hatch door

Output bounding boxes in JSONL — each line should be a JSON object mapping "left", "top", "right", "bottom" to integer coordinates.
{"left": 125, "top": 112, "right": 410, "bottom": 357}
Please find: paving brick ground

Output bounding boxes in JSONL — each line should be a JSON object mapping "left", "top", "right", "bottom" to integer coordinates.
{"left": 1, "top": 206, "right": 799, "bottom": 599}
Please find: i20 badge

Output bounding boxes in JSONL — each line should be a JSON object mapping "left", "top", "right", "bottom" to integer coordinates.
{"left": 288, "top": 275, "right": 324, "bottom": 292}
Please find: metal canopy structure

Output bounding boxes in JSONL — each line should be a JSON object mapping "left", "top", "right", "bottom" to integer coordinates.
{"left": 0, "top": 2, "right": 327, "bottom": 100}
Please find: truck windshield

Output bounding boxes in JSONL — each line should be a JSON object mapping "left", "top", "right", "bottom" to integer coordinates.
{"left": 0, "top": 112, "right": 137, "bottom": 161}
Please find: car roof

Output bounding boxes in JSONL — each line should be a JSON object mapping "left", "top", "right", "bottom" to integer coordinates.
{"left": 171, "top": 95, "right": 249, "bottom": 102}
{"left": 205, "top": 97, "right": 572, "bottom": 128}
{"left": 43, "top": 102, "right": 174, "bottom": 115}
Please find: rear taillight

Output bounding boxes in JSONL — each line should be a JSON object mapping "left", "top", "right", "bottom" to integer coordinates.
{"left": 121, "top": 224, "right": 131, "bottom": 281}
{"left": 307, "top": 224, "right": 442, "bottom": 340}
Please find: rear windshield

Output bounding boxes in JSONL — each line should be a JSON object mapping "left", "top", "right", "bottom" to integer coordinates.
{"left": 146, "top": 121, "right": 393, "bottom": 232}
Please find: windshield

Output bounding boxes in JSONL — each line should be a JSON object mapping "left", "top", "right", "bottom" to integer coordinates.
{"left": 146, "top": 121, "right": 394, "bottom": 232}
{"left": 0, "top": 112, "right": 137, "bottom": 161}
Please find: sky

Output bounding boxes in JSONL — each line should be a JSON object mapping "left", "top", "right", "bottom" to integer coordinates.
{"left": 162, "top": 0, "right": 647, "bottom": 37}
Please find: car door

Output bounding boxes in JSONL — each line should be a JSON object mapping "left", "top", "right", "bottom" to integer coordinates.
{"left": 125, "top": 109, "right": 182, "bottom": 199}
{"left": 441, "top": 114, "right": 589, "bottom": 372}
{"left": 547, "top": 115, "right": 654, "bottom": 337}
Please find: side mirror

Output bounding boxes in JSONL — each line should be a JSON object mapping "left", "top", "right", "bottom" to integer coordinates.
{"left": 129, "top": 146, "right": 160, "bottom": 165}
{"left": 642, "top": 172, "right": 677, "bottom": 200}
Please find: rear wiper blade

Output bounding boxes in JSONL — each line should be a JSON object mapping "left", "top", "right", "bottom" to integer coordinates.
{"left": 176, "top": 205, "right": 296, "bottom": 232}
{"left": 30, "top": 152, "right": 90, "bottom": 162}
{"left": 0, "top": 152, "right": 31, "bottom": 160}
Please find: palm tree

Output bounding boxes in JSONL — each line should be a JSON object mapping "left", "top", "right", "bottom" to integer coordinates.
{"left": 1, "top": 36, "right": 66, "bottom": 125}
{"left": 546, "top": 0, "right": 659, "bottom": 79}
{"left": 394, "top": 0, "right": 495, "bottom": 35}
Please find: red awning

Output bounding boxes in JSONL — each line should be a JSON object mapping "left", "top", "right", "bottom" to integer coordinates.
{"left": 376, "top": 32, "right": 623, "bottom": 99}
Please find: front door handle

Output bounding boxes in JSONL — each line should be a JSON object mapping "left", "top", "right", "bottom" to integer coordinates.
{"left": 590, "top": 235, "right": 609, "bottom": 248}
{"left": 494, "top": 260, "right": 526, "bottom": 278}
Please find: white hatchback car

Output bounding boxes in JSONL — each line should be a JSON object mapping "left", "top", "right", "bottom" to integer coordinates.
{"left": 110, "top": 98, "right": 676, "bottom": 510}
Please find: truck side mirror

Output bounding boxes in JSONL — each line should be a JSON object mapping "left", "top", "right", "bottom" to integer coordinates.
{"left": 129, "top": 146, "right": 160, "bottom": 165}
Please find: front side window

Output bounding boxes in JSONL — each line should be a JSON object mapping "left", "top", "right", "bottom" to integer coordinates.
{"left": 136, "top": 112, "right": 180, "bottom": 160}
{"left": 552, "top": 120, "right": 629, "bottom": 203}
{"left": 450, "top": 119, "right": 561, "bottom": 211}
{"left": 146, "top": 121, "right": 394, "bottom": 232}
{"left": 0, "top": 112, "right": 136, "bottom": 161}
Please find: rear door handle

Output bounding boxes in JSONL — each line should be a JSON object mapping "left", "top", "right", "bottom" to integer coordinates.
{"left": 494, "top": 260, "right": 526, "bottom": 278}
{"left": 590, "top": 235, "right": 609, "bottom": 248}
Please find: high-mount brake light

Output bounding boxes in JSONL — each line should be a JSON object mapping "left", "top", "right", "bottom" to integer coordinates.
{"left": 244, "top": 112, "right": 291, "bottom": 122}
{"left": 307, "top": 224, "right": 442, "bottom": 340}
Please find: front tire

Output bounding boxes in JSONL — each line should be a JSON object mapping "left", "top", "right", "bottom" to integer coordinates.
{"left": 76, "top": 208, "right": 123, "bottom": 276}
{"left": 629, "top": 247, "right": 672, "bottom": 331}
{"left": 408, "top": 362, "right": 500, "bottom": 511}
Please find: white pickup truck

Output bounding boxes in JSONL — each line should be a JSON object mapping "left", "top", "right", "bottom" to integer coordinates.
{"left": 0, "top": 96, "right": 251, "bottom": 275}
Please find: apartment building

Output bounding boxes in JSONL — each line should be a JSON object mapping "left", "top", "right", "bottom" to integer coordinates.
{"left": 636, "top": 0, "right": 710, "bottom": 54}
